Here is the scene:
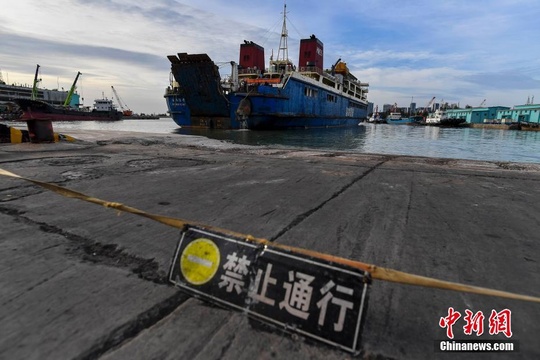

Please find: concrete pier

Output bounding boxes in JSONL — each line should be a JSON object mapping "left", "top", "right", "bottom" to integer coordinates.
{"left": 1, "top": 130, "right": 539, "bottom": 359}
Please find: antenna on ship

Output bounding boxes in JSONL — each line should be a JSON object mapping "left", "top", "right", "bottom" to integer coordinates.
{"left": 276, "top": 2, "right": 289, "bottom": 63}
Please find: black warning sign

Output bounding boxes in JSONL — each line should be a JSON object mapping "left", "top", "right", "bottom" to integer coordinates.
{"left": 169, "top": 226, "right": 370, "bottom": 353}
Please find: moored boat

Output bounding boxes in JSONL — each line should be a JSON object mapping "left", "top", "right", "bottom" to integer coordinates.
{"left": 164, "top": 4, "right": 369, "bottom": 130}
{"left": 1, "top": 65, "right": 74, "bottom": 120}
{"left": 164, "top": 71, "right": 190, "bottom": 126}
{"left": 15, "top": 97, "right": 123, "bottom": 121}
{"left": 426, "top": 108, "right": 465, "bottom": 126}
{"left": 13, "top": 67, "right": 122, "bottom": 121}
{"left": 425, "top": 109, "right": 446, "bottom": 124}
{"left": 367, "top": 106, "right": 385, "bottom": 123}
{"left": 367, "top": 114, "right": 383, "bottom": 123}
{"left": 440, "top": 116, "right": 466, "bottom": 126}
{"left": 385, "top": 112, "right": 416, "bottom": 125}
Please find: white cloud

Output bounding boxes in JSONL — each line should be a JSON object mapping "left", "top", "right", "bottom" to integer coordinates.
{"left": 1, "top": 0, "right": 539, "bottom": 113}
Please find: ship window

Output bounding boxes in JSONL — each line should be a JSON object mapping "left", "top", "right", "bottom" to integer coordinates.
{"left": 304, "top": 87, "right": 317, "bottom": 98}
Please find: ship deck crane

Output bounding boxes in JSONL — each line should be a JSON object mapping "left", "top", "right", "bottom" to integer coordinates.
{"left": 111, "top": 86, "right": 133, "bottom": 116}
{"left": 31, "top": 64, "right": 41, "bottom": 100}
{"left": 64, "top": 71, "right": 81, "bottom": 107}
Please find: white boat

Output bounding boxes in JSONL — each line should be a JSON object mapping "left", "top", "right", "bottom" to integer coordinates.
{"left": 368, "top": 113, "right": 382, "bottom": 123}
{"left": 425, "top": 109, "right": 448, "bottom": 124}
{"left": 426, "top": 108, "right": 466, "bottom": 126}
{"left": 367, "top": 105, "right": 384, "bottom": 123}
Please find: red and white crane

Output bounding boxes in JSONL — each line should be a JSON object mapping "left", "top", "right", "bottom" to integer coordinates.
{"left": 111, "top": 86, "right": 133, "bottom": 116}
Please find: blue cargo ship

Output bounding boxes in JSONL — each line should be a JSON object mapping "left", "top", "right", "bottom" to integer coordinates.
{"left": 164, "top": 4, "right": 369, "bottom": 130}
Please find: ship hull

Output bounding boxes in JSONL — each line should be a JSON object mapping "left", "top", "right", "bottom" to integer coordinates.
{"left": 164, "top": 93, "right": 191, "bottom": 126}
{"left": 440, "top": 118, "right": 466, "bottom": 127}
{"left": 14, "top": 99, "right": 123, "bottom": 121}
{"left": 386, "top": 118, "right": 415, "bottom": 125}
{"left": 165, "top": 53, "right": 368, "bottom": 130}
{"left": 165, "top": 95, "right": 361, "bottom": 130}
{"left": 234, "top": 82, "right": 366, "bottom": 130}
{"left": 165, "top": 92, "right": 365, "bottom": 130}
{"left": 245, "top": 115, "right": 360, "bottom": 130}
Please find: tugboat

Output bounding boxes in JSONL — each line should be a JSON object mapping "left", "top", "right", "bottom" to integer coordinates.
{"left": 164, "top": 4, "right": 369, "bottom": 129}
{"left": 426, "top": 108, "right": 465, "bottom": 126}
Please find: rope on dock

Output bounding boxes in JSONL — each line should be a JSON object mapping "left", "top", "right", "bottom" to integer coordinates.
{"left": 1, "top": 167, "right": 539, "bottom": 304}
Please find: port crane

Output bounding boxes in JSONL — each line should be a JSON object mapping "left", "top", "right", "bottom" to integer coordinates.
{"left": 479, "top": 99, "right": 486, "bottom": 107}
{"left": 111, "top": 86, "right": 133, "bottom": 116}
{"left": 422, "top": 96, "right": 436, "bottom": 114}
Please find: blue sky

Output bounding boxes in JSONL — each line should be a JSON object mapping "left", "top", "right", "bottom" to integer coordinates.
{"left": 2, "top": 0, "right": 539, "bottom": 114}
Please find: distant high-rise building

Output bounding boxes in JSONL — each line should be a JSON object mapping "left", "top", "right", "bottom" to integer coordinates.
{"left": 410, "top": 102, "right": 416, "bottom": 114}
{"left": 367, "top": 102, "right": 374, "bottom": 115}
{"left": 383, "top": 104, "right": 393, "bottom": 113}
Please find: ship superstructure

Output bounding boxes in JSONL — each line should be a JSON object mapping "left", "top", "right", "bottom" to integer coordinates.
{"left": 165, "top": 4, "right": 369, "bottom": 129}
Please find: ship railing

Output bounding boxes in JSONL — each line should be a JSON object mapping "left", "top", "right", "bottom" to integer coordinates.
{"left": 238, "top": 68, "right": 262, "bottom": 75}
{"left": 269, "top": 61, "right": 295, "bottom": 74}
{"left": 164, "top": 86, "right": 181, "bottom": 96}
{"left": 299, "top": 66, "right": 323, "bottom": 75}
{"left": 246, "top": 78, "right": 281, "bottom": 85}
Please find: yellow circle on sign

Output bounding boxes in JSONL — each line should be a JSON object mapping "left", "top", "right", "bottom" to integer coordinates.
{"left": 180, "top": 238, "right": 220, "bottom": 285}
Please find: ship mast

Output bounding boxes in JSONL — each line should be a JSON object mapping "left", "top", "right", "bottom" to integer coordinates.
{"left": 276, "top": 3, "right": 289, "bottom": 63}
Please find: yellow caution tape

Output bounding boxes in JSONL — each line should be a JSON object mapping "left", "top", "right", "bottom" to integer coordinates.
{"left": 1, "top": 167, "right": 539, "bottom": 304}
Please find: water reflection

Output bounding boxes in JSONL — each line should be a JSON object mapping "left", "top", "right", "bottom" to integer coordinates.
{"left": 174, "top": 125, "right": 368, "bottom": 151}
{"left": 47, "top": 118, "right": 540, "bottom": 164}
{"left": 168, "top": 123, "right": 540, "bottom": 163}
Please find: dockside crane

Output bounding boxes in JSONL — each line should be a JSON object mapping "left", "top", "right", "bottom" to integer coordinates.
{"left": 111, "top": 86, "right": 133, "bottom": 116}
{"left": 479, "top": 99, "right": 486, "bottom": 107}
{"left": 426, "top": 96, "right": 436, "bottom": 110}
{"left": 421, "top": 96, "right": 436, "bottom": 116}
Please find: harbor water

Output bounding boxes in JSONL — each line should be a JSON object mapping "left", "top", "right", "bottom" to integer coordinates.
{"left": 34, "top": 118, "right": 540, "bottom": 164}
